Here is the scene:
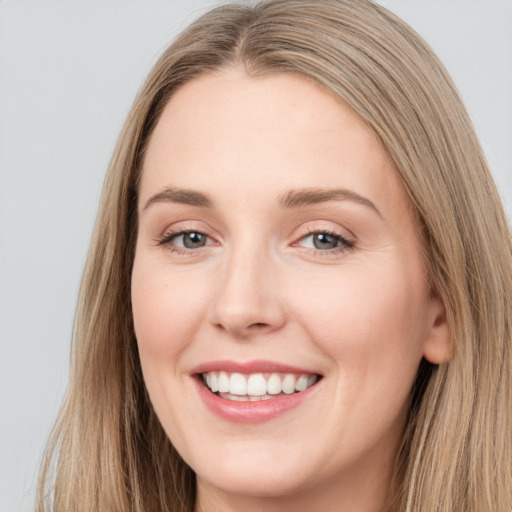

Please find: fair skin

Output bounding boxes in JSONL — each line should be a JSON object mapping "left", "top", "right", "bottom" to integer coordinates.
{"left": 131, "top": 70, "right": 451, "bottom": 512}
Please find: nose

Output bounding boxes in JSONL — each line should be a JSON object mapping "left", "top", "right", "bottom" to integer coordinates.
{"left": 208, "top": 247, "right": 286, "bottom": 339}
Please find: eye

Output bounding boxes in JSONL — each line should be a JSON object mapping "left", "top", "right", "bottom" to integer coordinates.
{"left": 157, "top": 230, "right": 214, "bottom": 252}
{"left": 295, "top": 230, "right": 354, "bottom": 253}
{"left": 173, "top": 231, "right": 208, "bottom": 249}
{"left": 308, "top": 233, "right": 341, "bottom": 250}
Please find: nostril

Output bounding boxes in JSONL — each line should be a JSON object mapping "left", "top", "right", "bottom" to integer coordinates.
{"left": 248, "top": 322, "right": 269, "bottom": 330}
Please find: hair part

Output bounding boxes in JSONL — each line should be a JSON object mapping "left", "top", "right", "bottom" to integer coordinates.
{"left": 38, "top": 1, "right": 512, "bottom": 511}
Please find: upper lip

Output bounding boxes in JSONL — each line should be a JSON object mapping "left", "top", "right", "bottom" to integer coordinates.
{"left": 190, "top": 359, "right": 321, "bottom": 376}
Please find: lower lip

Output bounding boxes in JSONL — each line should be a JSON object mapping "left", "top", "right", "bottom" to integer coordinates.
{"left": 193, "top": 377, "right": 320, "bottom": 424}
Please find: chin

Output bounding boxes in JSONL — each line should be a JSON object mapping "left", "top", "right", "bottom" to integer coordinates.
{"left": 187, "top": 440, "right": 314, "bottom": 499}
{"left": 197, "top": 465, "right": 306, "bottom": 499}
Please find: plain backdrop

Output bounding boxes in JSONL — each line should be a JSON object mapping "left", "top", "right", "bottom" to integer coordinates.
{"left": 0, "top": 1, "right": 510, "bottom": 511}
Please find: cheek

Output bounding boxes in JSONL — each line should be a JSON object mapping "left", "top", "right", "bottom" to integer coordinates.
{"left": 292, "top": 261, "right": 429, "bottom": 392}
{"left": 130, "top": 253, "right": 215, "bottom": 444}
{"left": 131, "top": 254, "right": 210, "bottom": 363}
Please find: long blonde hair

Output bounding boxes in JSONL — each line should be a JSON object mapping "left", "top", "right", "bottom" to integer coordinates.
{"left": 37, "top": 1, "right": 512, "bottom": 510}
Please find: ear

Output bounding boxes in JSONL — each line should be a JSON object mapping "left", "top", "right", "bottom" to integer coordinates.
{"left": 422, "top": 290, "right": 453, "bottom": 365}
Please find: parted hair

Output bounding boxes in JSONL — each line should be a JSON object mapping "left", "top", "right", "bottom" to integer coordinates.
{"left": 37, "top": 1, "right": 512, "bottom": 511}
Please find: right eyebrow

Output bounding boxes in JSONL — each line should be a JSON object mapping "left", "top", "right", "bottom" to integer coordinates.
{"left": 142, "top": 186, "right": 214, "bottom": 211}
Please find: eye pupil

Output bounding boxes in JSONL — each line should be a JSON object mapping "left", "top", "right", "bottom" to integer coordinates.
{"left": 313, "top": 233, "right": 339, "bottom": 250}
{"left": 183, "top": 232, "right": 206, "bottom": 248}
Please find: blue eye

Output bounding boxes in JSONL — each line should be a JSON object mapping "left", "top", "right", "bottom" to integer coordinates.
{"left": 157, "top": 230, "right": 211, "bottom": 251}
{"left": 173, "top": 232, "right": 208, "bottom": 249}
{"left": 298, "top": 231, "right": 354, "bottom": 252}
{"left": 311, "top": 233, "right": 340, "bottom": 250}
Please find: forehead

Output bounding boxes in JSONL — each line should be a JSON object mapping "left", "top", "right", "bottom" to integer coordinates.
{"left": 140, "top": 70, "right": 406, "bottom": 214}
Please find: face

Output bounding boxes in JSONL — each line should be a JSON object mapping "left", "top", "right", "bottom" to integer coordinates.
{"left": 131, "top": 71, "right": 450, "bottom": 509}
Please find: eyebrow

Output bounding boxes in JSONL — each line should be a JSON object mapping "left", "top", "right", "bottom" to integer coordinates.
{"left": 143, "top": 186, "right": 213, "bottom": 210}
{"left": 278, "top": 188, "right": 382, "bottom": 217}
{"left": 143, "top": 185, "right": 381, "bottom": 218}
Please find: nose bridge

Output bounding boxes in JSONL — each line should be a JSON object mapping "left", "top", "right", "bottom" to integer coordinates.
{"left": 209, "top": 235, "right": 285, "bottom": 337}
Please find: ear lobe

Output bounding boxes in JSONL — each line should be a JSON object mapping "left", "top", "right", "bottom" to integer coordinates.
{"left": 422, "top": 291, "right": 453, "bottom": 365}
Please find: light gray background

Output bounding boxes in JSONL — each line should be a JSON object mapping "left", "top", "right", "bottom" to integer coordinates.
{"left": 0, "top": 1, "right": 510, "bottom": 511}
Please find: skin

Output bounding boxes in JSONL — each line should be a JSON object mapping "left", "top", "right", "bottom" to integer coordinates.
{"left": 131, "top": 70, "right": 451, "bottom": 512}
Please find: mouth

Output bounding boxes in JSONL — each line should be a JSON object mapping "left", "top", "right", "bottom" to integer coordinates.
{"left": 191, "top": 360, "right": 323, "bottom": 422}
{"left": 201, "top": 371, "right": 320, "bottom": 402}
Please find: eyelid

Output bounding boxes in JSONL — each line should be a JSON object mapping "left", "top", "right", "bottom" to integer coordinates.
{"left": 294, "top": 231, "right": 354, "bottom": 249}
{"left": 154, "top": 220, "right": 220, "bottom": 252}
{"left": 291, "top": 223, "right": 356, "bottom": 255}
{"left": 293, "top": 221, "right": 355, "bottom": 241}
{"left": 158, "top": 229, "right": 213, "bottom": 244}
{"left": 153, "top": 220, "right": 356, "bottom": 256}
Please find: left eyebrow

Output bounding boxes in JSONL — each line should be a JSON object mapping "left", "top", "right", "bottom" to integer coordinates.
{"left": 278, "top": 188, "right": 382, "bottom": 218}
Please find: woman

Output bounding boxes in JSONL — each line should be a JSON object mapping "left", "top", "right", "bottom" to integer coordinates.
{"left": 37, "top": 1, "right": 512, "bottom": 511}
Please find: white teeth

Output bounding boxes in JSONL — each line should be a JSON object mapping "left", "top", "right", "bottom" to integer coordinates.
{"left": 210, "top": 372, "right": 218, "bottom": 392}
{"left": 247, "top": 373, "right": 267, "bottom": 396}
{"left": 203, "top": 370, "right": 319, "bottom": 399}
{"left": 218, "top": 371, "right": 230, "bottom": 393}
{"left": 295, "top": 375, "right": 309, "bottom": 392}
{"left": 267, "top": 373, "right": 282, "bottom": 395}
{"left": 282, "top": 374, "right": 296, "bottom": 394}
{"left": 230, "top": 373, "right": 247, "bottom": 395}
{"left": 228, "top": 394, "right": 247, "bottom": 401}
{"left": 307, "top": 375, "right": 318, "bottom": 387}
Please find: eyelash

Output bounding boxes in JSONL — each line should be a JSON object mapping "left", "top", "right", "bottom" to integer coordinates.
{"left": 156, "top": 229, "right": 213, "bottom": 256}
{"left": 155, "top": 228, "right": 355, "bottom": 256}
{"left": 294, "top": 229, "right": 355, "bottom": 256}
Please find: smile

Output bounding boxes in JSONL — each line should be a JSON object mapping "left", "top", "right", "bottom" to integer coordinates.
{"left": 192, "top": 360, "right": 322, "bottom": 423}
{"left": 202, "top": 371, "right": 318, "bottom": 401}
